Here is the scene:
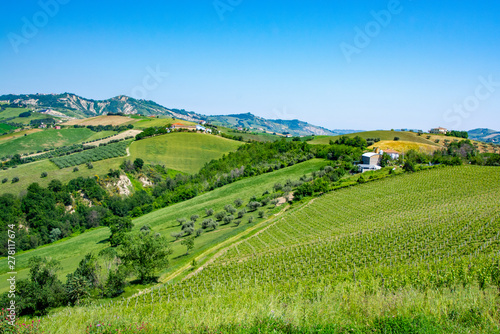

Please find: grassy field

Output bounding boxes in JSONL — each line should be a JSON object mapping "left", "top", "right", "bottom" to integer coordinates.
{"left": 0, "top": 129, "right": 42, "bottom": 142}
{"left": 0, "top": 156, "right": 125, "bottom": 196}
{"left": 133, "top": 117, "right": 196, "bottom": 129}
{"left": 369, "top": 140, "right": 440, "bottom": 154}
{"left": 0, "top": 128, "right": 98, "bottom": 156}
{"left": 310, "top": 130, "right": 441, "bottom": 146}
{"left": 0, "top": 123, "right": 15, "bottom": 134}
{"left": 129, "top": 132, "right": 243, "bottom": 174}
{"left": 310, "top": 130, "right": 499, "bottom": 154}
{"left": 64, "top": 115, "right": 137, "bottom": 126}
{"left": 0, "top": 107, "right": 31, "bottom": 119}
{"left": 29, "top": 165, "right": 500, "bottom": 333}
{"left": 0, "top": 159, "right": 328, "bottom": 294}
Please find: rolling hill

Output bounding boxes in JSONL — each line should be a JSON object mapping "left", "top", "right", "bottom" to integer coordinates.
{"left": 469, "top": 128, "right": 500, "bottom": 143}
{"left": 26, "top": 165, "right": 500, "bottom": 333}
{"left": 129, "top": 132, "right": 243, "bottom": 174}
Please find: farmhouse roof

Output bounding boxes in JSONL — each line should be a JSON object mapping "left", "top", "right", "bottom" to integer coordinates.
{"left": 362, "top": 152, "right": 379, "bottom": 158}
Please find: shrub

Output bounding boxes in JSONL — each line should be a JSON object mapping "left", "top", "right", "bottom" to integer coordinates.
{"left": 41, "top": 172, "right": 48, "bottom": 178}
{"left": 1, "top": 178, "right": 7, "bottom": 184}
{"left": 73, "top": 167, "right": 79, "bottom": 172}
{"left": 11, "top": 177, "right": 19, "bottom": 183}
{"left": 258, "top": 210, "right": 266, "bottom": 218}
{"left": 394, "top": 137, "right": 400, "bottom": 141}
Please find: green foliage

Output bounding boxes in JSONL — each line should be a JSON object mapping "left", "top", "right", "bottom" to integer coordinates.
{"left": 119, "top": 230, "right": 172, "bottom": 283}
{"left": 108, "top": 216, "right": 134, "bottom": 247}
{"left": 181, "top": 236, "right": 195, "bottom": 254}
{"left": 51, "top": 141, "right": 128, "bottom": 169}
{"left": 334, "top": 135, "right": 367, "bottom": 149}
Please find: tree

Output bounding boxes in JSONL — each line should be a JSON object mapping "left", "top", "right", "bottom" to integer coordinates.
{"left": 108, "top": 216, "right": 134, "bottom": 247}
{"left": 65, "top": 273, "right": 90, "bottom": 306}
{"left": 380, "top": 152, "right": 391, "bottom": 167}
{"left": 119, "top": 230, "right": 172, "bottom": 283}
{"left": 190, "top": 214, "right": 199, "bottom": 222}
{"left": 41, "top": 171, "right": 48, "bottom": 178}
{"left": 73, "top": 167, "right": 79, "bottom": 172}
{"left": 234, "top": 198, "right": 243, "bottom": 207}
{"left": 49, "top": 228, "right": 61, "bottom": 242}
{"left": 223, "top": 215, "right": 234, "bottom": 225}
{"left": 224, "top": 204, "right": 236, "bottom": 214}
{"left": 171, "top": 231, "right": 183, "bottom": 240}
{"left": 237, "top": 208, "right": 247, "bottom": 218}
{"left": 215, "top": 211, "right": 227, "bottom": 221}
{"left": 247, "top": 201, "right": 262, "bottom": 211}
{"left": 181, "top": 236, "right": 195, "bottom": 255}
{"left": 403, "top": 161, "right": 416, "bottom": 172}
{"left": 258, "top": 210, "right": 265, "bottom": 218}
{"left": 205, "top": 208, "right": 214, "bottom": 216}
{"left": 394, "top": 137, "right": 400, "bottom": 141}
{"left": 176, "top": 217, "right": 187, "bottom": 226}
{"left": 133, "top": 158, "right": 144, "bottom": 171}
{"left": 1, "top": 178, "right": 7, "bottom": 184}
{"left": 12, "top": 176, "right": 19, "bottom": 183}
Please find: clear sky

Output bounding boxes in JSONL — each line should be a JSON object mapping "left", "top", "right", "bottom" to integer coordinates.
{"left": 1, "top": 0, "right": 499, "bottom": 131}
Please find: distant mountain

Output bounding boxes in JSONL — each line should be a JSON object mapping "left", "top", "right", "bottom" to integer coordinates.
{"left": 0, "top": 93, "right": 348, "bottom": 137}
{"left": 206, "top": 113, "right": 340, "bottom": 136}
{"left": 468, "top": 128, "right": 500, "bottom": 143}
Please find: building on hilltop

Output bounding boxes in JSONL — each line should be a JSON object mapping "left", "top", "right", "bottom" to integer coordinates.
{"left": 430, "top": 127, "right": 448, "bottom": 134}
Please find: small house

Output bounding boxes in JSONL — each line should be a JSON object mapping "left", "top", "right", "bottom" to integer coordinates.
{"left": 430, "top": 127, "right": 448, "bottom": 135}
{"left": 383, "top": 149, "right": 400, "bottom": 160}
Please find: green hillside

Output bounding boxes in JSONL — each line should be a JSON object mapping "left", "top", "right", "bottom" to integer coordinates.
{"left": 0, "top": 128, "right": 97, "bottom": 157}
{"left": 129, "top": 132, "right": 243, "bottom": 174}
{"left": 32, "top": 165, "right": 500, "bottom": 333}
{"left": 310, "top": 130, "right": 440, "bottom": 146}
{"left": 0, "top": 159, "right": 328, "bottom": 294}
{"left": 0, "top": 156, "right": 125, "bottom": 196}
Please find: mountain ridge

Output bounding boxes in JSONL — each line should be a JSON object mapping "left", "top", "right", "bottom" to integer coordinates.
{"left": 0, "top": 93, "right": 346, "bottom": 136}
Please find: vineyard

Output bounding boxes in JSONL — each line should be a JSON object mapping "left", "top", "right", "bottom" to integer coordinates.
{"left": 50, "top": 140, "right": 129, "bottom": 168}
{"left": 34, "top": 166, "right": 500, "bottom": 333}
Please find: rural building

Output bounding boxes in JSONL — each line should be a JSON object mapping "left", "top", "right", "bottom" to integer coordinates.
{"left": 382, "top": 149, "right": 400, "bottom": 160}
{"left": 362, "top": 152, "right": 381, "bottom": 165}
{"left": 39, "top": 124, "right": 47, "bottom": 129}
{"left": 430, "top": 127, "right": 448, "bottom": 134}
{"left": 55, "top": 126, "right": 61, "bottom": 130}
{"left": 358, "top": 152, "right": 382, "bottom": 173}
{"left": 171, "top": 123, "right": 197, "bottom": 131}
{"left": 196, "top": 125, "right": 206, "bottom": 131}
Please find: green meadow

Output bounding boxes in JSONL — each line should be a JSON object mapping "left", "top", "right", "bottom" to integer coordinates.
{"left": 310, "top": 130, "right": 441, "bottom": 146}
{"left": 129, "top": 132, "right": 243, "bottom": 174}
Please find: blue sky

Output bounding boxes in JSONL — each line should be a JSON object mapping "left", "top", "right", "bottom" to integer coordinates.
{"left": 1, "top": 0, "right": 499, "bottom": 131}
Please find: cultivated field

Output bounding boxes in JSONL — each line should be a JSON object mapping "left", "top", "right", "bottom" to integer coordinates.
{"left": 30, "top": 165, "right": 500, "bottom": 333}
{"left": 129, "top": 132, "right": 243, "bottom": 174}
{"left": 133, "top": 118, "right": 196, "bottom": 129}
{"left": 310, "top": 130, "right": 441, "bottom": 146}
{"left": 64, "top": 115, "right": 137, "bottom": 126}
{"left": 0, "top": 159, "right": 328, "bottom": 294}
{"left": 0, "top": 128, "right": 98, "bottom": 156}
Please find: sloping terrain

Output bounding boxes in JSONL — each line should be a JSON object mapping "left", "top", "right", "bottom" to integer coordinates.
{"left": 129, "top": 132, "right": 243, "bottom": 174}
{"left": 31, "top": 165, "right": 500, "bottom": 333}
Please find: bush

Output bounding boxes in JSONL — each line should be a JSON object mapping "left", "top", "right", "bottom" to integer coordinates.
{"left": 258, "top": 210, "right": 266, "bottom": 218}
{"left": 73, "top": 167, "right": 79, "bottom": 172}
{"left": 41, "top": 172, "right": 48, "bottom": 178}
{"left": 394, "top": 137, "right": 400, "bottom": 141}
{"left": 2, "top": 178, "right": 8, "bottom": 184}
{"left": 11, "top": 177, "right": 19, "bottom": 183}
